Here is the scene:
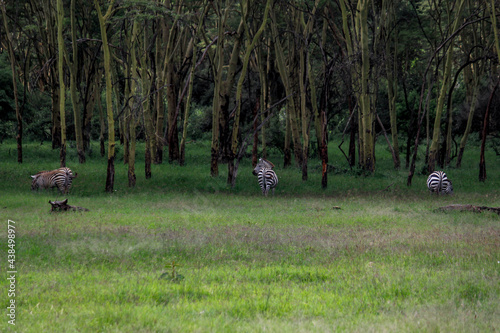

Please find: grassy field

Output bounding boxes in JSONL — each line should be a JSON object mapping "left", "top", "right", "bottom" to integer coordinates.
{"left": 0, "top": 140, "right": 499, "bottom": 332}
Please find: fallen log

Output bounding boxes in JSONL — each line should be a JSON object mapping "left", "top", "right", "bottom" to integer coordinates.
{"left": 49, "top": 199, "right": 89, "bottom": 212}
{"left": 436, "top": 204, "right": 500, "bottom": 215}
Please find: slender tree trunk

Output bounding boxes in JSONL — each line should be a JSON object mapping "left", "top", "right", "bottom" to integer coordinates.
{"left": 256, "top": 40, "right": 269, "bottom": 160}
{"left": 299, "top": 44, "right": 309, "bottom": 181}
{"left": 359, "top": 0, "right": 374, "bottom": 172}
{"left": 229, "top": 0, "right": 271, "bottom": 186}
{"left": 210, "top": 5, "right": 225, "bottom": 177}
{"left": 57, "top": 0, "right": 66, "bottom": 167}
{"left": 137, "top": 24, "right": 154, "bottom": 179}
{"left": 271, "top": 7, "right": 303, "bottom": 167}
{"left": 340, "top": 0, "right": 374, "bottom": 172}
{"left": 457, "top": 61, "right": 482, "bottom": 167}
{"left": 1, "top": 2, "right": 22, "bottom": 162}
{"left": 428, "top": 0, "right": 465, "bottom": 172}
{"left": 180, "top": 44, "right": 197, "bottom": 167}
{"left": 251, "top": 94, "right": 260, "bottom": 167}
{"left": 69, "top": 0, "right": 85, "bottom": 163}
{"left": 51, "top": 89, "right": 62, "bottom": 149}
{"left": 94, "top": 0, "right": 116, "bottom": 192}
{"left": 384, "top": 0, "right": 400, "bottom": 169}
{"left": 97, "top": 79, "right": 105, "bottom": 157}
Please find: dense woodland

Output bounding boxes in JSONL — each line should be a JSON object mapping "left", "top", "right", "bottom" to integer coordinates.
{"left": 1, "top": 0, "right": 500, "bottom": 191}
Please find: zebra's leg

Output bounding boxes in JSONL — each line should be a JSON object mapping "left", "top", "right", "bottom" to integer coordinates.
{"left": 58, "top": 185, "right": 67, "bottom": 195}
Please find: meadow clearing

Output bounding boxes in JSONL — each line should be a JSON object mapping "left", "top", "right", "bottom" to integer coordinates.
{"left": 0, "top": 140, "right": 499, "bottom": 332}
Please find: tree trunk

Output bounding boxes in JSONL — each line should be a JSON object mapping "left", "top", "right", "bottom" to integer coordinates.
{"left": 69, "top": 0, "right": 85, "bottom": 163}
{"left": 94, "top": 0, "right": 116, "bottom": 192}
{"left": 1, "top": 2, "right": 22, "bottom": 162}
{"left": 180, "top": 44, "right": 196, "bottom": 167}
{"left": 383, "top": 0, "right": 400, "bottom": 169}
{"left": 57, "top": 0, "right": 66, "bottom": 167}
{"left": 251, "top": 95, "right": 260, "bottom": 168}
{"left": 270, "top": 7, "right": 303, "bottom": 167}
{"left": 96, "top": 82, "right": 105, "bottom": 157}
{"left": 229, "top": 0, "right": 271, "bottom": 186}
{"left": 340, "top": 0, "right": 374, "bottom": 172}
{"left": 427, "top": 0, "right": 465, "bottom": 172}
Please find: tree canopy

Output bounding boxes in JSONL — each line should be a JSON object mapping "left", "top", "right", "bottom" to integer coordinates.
{"left": 1, "top": 0, "right": 499, "bottom": 189}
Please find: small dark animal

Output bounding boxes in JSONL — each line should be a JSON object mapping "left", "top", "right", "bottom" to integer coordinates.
{"left": 48, "top": 199, "right": 89, "bottom": 212}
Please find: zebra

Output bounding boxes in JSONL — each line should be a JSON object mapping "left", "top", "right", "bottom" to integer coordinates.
{"left": 31, "top": 167, "right": 77, "bottom": 194}
{"left": 252, "top": 158, "right": 278, "bottom": 196}
{"left": 426, "top": 171, "right": 453, "bottom": 195}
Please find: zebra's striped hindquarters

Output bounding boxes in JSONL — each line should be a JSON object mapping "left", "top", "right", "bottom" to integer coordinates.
{"left": 258, "top": 168, "right": 278, "bottom": 196}
{"left": 427, "top": 171, "right": 453, "bottom": 195}
{"left": 253, "top": 158, "right": 278, "bottom": 196}
{"left": 31, "top": 167, "right": 77, "bottom": 194}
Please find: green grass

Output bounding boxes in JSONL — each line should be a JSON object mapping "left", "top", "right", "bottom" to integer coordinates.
{"left": 0, "top": 140, "right": 499, "bottom": 332}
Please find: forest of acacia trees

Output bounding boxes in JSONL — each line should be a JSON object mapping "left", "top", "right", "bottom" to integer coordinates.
{"left": 1, "top": 0, "right": 500, "bottom": 191}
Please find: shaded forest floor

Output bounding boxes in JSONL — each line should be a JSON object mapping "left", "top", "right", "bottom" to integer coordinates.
{"left": 0, "top": 140, "right": 499, "bottom": 332}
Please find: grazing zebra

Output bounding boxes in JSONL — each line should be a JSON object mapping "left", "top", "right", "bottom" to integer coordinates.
{"left": 427, "top": 171, "right": 453, "bottom": 195}
{"left": 31, "top": 167, "right": 77, "bottom": 194}
{"left": 253, "top": 158, "right": 278, "bottom": 196}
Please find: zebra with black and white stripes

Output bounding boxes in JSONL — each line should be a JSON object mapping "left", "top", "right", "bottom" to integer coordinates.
{"left": 31, "top": 167, "right": 77, "bottom": 194}
{"left": 252, "top": 158, "right": 278, "bottom": 196}
{"left": 426, "top": 171, "right": 453, "bottom": 195}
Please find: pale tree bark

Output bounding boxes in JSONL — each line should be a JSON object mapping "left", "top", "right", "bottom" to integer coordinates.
{"left": 228, "top": 0, "right": 272, "bottom": 187}
{"left": 428, "top": 0, "right": 465, "bottom": 172}
{"left": 340, "top": 0, "right": 375, "bottom": 172}
{"left": 94, "top": 0, "right": 116, "bottom": 192}
{"left": 209, "top": 1, "right": 246, "bottom": 177}
{"left": 358, "top": 0, "right": 374, "bottom": 172}
{"left": 270, "top": 6, "right": 303, "bottom": 167}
